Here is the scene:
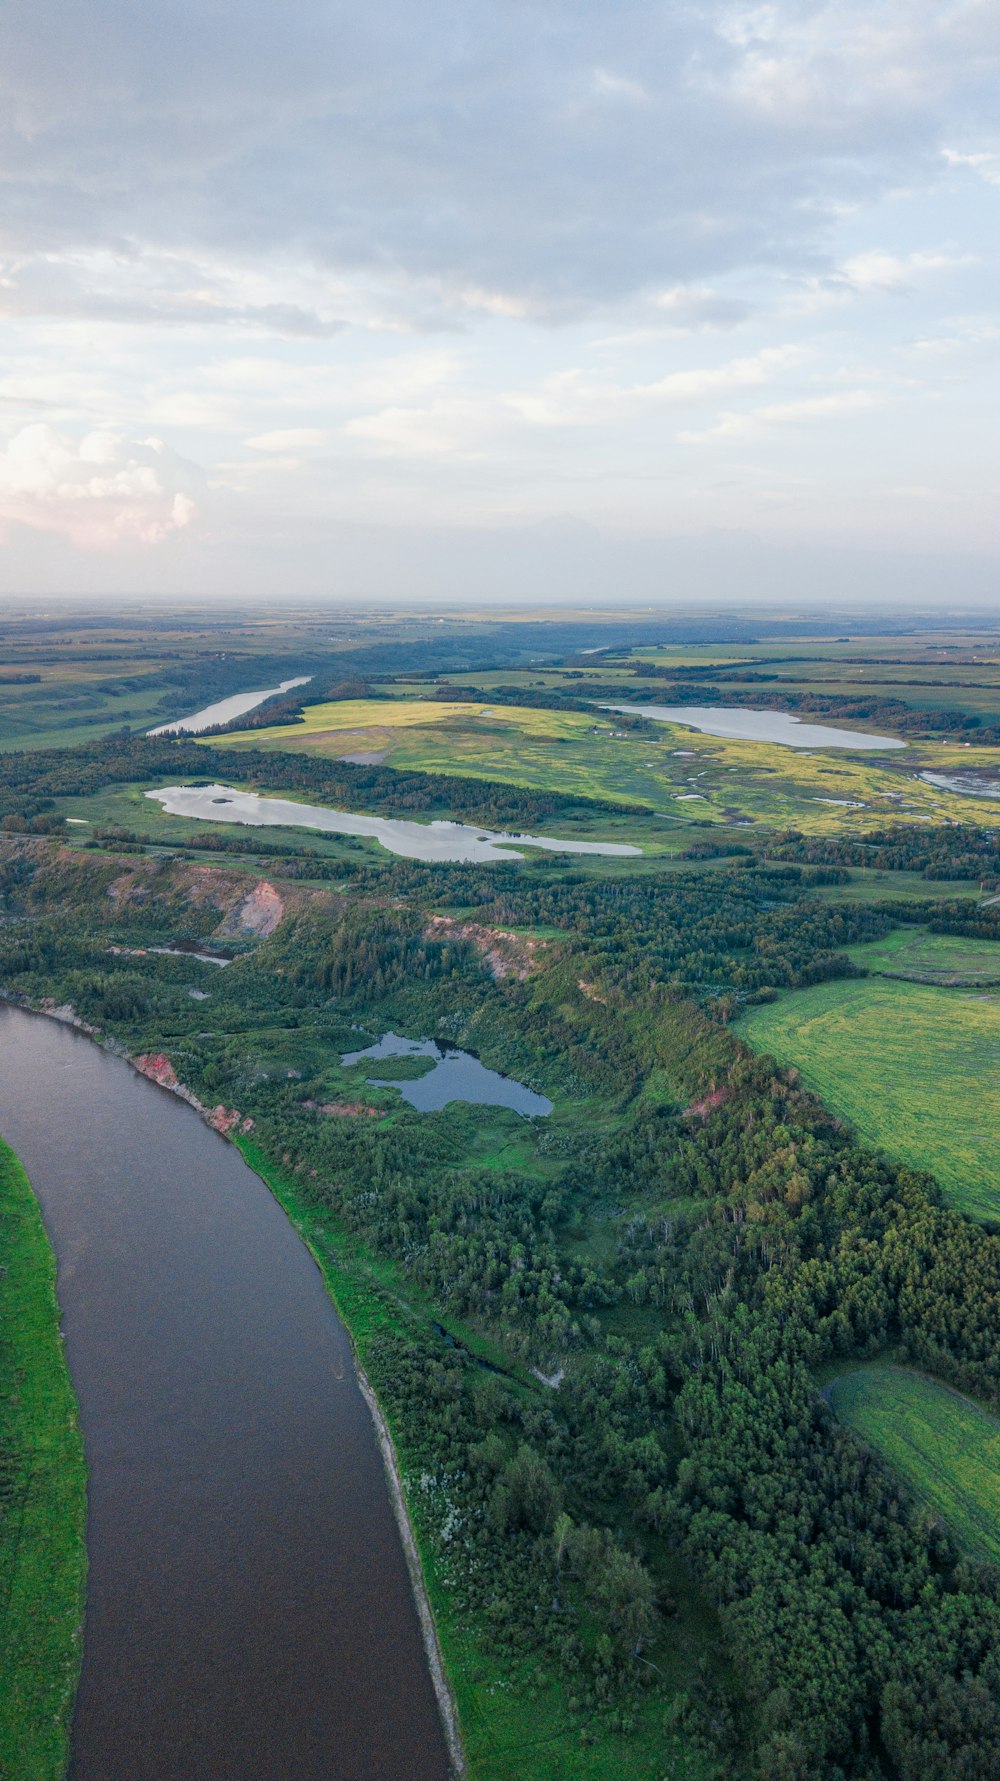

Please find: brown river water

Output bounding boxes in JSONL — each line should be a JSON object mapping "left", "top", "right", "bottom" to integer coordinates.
{"left": 0, "top": 1005, "right": 451, "bottom": 1780}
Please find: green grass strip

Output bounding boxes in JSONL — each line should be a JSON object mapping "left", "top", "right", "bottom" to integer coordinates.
{"left": 0, "top": 1137, "right": 86, "bottom": 1781}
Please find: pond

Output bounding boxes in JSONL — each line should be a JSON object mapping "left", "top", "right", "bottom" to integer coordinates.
{"left": 342, "top": 1031, "right": 553, "bottom": 1116}
{"left": 147, "top": 677, "right": 312, "bottom": 736}
{"left": 601, "top": 703, "right": 905, "bottom": 750}
{"left": 0, "top": 1006, "right": 450, "bottom": 1781}
{"left": 146, "top": 784, "right": 642, "bottom": 863}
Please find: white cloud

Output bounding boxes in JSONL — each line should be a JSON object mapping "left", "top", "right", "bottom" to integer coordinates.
{"left": 839, "top": 249, "right": 974, "bottom": 293}
{"left": 943, "top": 145, "right": 1000, "bottom": 186}
{"left": 504, "top": 347, "right": 803, "bottom": 427}
{"left": 245, "top": 428, "right": 329, "bottom": 453}
{"left": 680, "top": 387, "right": 882, "bottom": 442}
{"left": 0, "top": 425, "right": 200, "bottom": 549}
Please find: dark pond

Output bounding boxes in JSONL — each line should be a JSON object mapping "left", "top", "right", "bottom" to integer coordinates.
{"left": 342, "top": 1031, "right": 553, "bottom": 1117}
{"left": 0, "top": 1005, "right": 450, "bottom": 1781}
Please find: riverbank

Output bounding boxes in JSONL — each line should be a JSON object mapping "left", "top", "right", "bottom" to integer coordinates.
{"left": 0, "top": 1137, "right": 86, "bottom": 1781}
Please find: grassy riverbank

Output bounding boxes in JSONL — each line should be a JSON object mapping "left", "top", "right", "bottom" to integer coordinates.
{"left": 0, "top": 1138, "right": 86, "bottom": 1781}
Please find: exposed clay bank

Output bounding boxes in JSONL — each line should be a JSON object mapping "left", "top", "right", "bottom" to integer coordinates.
{"left": 0, "top": 1006, "right": 450, "bottom": 1781}
{"left": 602, "top": 703, "right": 906, "bottom": 751}
{"left": 147, "top": 784, "right": 642, "bottom": 863}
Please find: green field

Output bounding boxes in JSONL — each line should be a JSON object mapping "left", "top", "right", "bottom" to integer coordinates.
{"left": 740, "top": 975, "right": 1000, "bottom": 1220}
{"left": 828, "top": 1366, "right": 1000, "bottom": 1567}
{"left": 846, "top": 926, "right": 1000, "bottom": 984}
{"left": 0, "top": 1138, "right": 87, "bottom": 1781}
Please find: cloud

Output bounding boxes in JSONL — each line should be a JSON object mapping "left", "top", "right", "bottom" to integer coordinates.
{"left": 942, "top": 144, "right": 1000, "bottom": 186}
{"left": 680, "top": 387, "right": 882, "bottom": 441}
{"left": 0, "top": 1, "right": 996, "bottom": 319}
{"left": 838, "top": 249, "right": 975, "bottom": 293}
{"left": 0, "top": 425, "right": 201, "bottom": 549}
{"left": 245, "top": 428, "right": 329, "bottom": 452}
{"left": 504, "top": 346, "right": 803, "bottom": 427}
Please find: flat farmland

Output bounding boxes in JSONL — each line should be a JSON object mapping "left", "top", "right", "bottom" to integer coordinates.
{"left": 740, "top": 976, "right": 1000, "bottom": 1221}
{"left": 827, "top": 1367, "right": 1000, "bottom": 1567}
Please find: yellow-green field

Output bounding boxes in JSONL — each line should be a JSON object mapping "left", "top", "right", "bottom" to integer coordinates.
{"left": 740, "top": 975, "right": 1000, "bottom": 1220}
{"left": 828, "top": 1366, "right": 1000, "bottom": 1567}
{"left": 215, "top": 696, "right": 1000, "bottom": 834}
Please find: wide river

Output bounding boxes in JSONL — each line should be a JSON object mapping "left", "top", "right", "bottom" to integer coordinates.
{"left": 0, "top": 1006, "right": 450, "bottom": 1781}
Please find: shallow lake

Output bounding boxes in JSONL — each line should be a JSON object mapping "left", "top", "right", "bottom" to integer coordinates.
{"left": 0, "top": 1006, "right": 449, "bottom": 1781}
{"left": 921, "top": 770, "right": 1000, "bottom": 801}
{"left": 342, "top": 1031, "right": 553, "bottom": 1116}
{"left": 147, "top": 784, "right": 641, "bottom": 863}
{"left": 148, "top": 677, "right": 312, "bottom": 736}
{"left": 602, "top": 703, "right": 905, "bottom": 750}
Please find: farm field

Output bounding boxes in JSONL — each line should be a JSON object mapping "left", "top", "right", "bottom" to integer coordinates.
{"left": 216, "top": 694, "right": 1000, "bottom": 834}
{"left": 739, "top": 975, "right": 1000, "bottom": 1221}
{"left": 845, "top": 926, "right": 1000, "bottom": 983}
{"left": 827, "top": 1367, "right": 1000, "bottom": 1568}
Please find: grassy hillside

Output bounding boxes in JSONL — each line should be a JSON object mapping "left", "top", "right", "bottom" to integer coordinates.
{"left": 828, "top": 1367, "right": 1000, "bottom": 1568}
{"left": 0, "top": 1138, "right": 87, "bottom": 1781}
{"left": 740, "top": 976, "right": 1000, "bottom": 1221}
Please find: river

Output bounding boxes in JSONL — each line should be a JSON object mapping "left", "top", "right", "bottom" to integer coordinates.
{"left": 147, "top": 677, "right": 312, "bottom": 736}
{"left": 0, "top": 1005, "right": 451, "bottom": 1781}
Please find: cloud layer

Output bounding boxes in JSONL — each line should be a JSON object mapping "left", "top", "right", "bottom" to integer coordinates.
{"left": 0, "top": 0, "right": 996, "bottom": 593}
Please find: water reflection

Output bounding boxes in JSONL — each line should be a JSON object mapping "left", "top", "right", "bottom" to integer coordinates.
{"left": 342, "top": 1031, "right": 552, "bottom": 1116}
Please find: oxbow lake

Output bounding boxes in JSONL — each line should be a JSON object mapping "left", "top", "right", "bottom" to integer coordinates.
{"left": 0, "top": 1005, "right": 449, "bottom": 1781}
{"left": 146, "top": 784, "right": 642, "bottom": 863}
{"left": 602, "top": 703, "right": 906, "bottom": 750}
{"left": 147, "top": 677, "right": 312, "bottom": 736}
{"left": 342, "top": 1031, "right": 553, "bottom": 1116}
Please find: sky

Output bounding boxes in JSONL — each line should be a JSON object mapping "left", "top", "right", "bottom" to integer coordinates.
{"left": 0, "top": 0, "right": 998, "bottom": 604}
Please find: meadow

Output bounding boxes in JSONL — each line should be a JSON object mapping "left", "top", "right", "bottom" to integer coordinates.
{"left": 827, "top": 1366, "right": 1000, "bottom": 1568}
{"left": 740, "top": 975, "right": 1000, "bottom": 1222}
{"left": 216, "top": 693, "right": 1000, "bottom": 834}
{"left": 845, "top": 926, "right": 1000, "bottom": 984}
